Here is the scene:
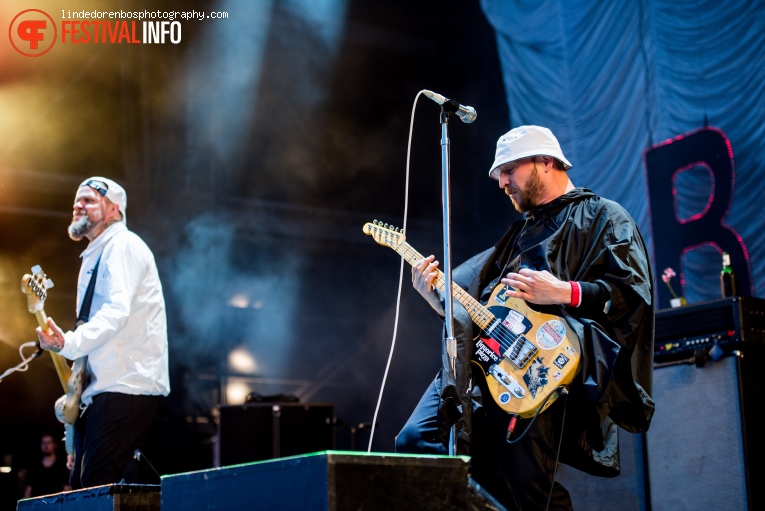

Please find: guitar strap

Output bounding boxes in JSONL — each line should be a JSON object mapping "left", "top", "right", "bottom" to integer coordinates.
{"left": 480, "top": 223, "right": 525, "bottom": 305}
{"left": 75, "top": 255, "right": 101, "bottom": 328}
{"left": 77, "top": 229, "right": 126, "bottom": 327}
{"left": 72, "top": 255, "right": 101, "bottom": 399}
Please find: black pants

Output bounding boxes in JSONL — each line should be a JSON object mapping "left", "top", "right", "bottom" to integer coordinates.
{"left": 71, "top": 392, "right": 163, "bottom": 489}
{"left": 396, "top": 373, "right": 573, "bottom": 511}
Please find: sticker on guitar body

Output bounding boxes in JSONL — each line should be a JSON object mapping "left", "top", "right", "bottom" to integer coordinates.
{"left": 537, "top": 320, "right": 567, "bottom": 349}
{"left": 475, "top": 338, "right": 502, "bottom": 363}
{"left": 522, "top": 358, "right": 551, "bottom": 398}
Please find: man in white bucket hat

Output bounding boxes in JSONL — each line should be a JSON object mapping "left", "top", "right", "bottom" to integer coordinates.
{"left": 488, "top": 125, "right": 573, "bottom": 213}
{"left": 397, "top": 126, "right": 655, "bottom": 510}
{"left": 37, "top": 177, "right": 170, "bottom": 490}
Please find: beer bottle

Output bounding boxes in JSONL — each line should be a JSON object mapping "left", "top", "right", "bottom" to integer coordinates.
{"left": 720, "top": 251, "right": 737, "bottom": 297}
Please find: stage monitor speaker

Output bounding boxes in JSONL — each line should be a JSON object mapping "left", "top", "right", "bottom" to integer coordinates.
{"left": 162, "top": 452, "right": 472, "bottom": 511}
{"left": 646, "top": 354, "right": 764, "bottom": 510}
{"left": 17, "top": 484, "right": 160, "bottom": 511}
{"left": 217, "top": 402, "right": 335, "bottom": 467}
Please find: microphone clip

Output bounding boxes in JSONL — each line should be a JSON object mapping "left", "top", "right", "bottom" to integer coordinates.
{"left": 422, "top": 89, "right": 477, "bottom": 124}
{"left": 440, "top": 99, "right": 462, "bottom": 116}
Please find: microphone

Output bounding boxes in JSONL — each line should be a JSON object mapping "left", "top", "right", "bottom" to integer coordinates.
{"left": 422, "top": 90, "right": 477, "bottom": 123}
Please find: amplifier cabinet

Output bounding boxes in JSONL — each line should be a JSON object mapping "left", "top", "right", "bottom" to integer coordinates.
{"left": 555, "top": 428, "right": 648, "bottom": 511}
{"left": 647, "top": 354, "right": 764, "bottom": 510}
{"left": 216, "top": 402, "right": 335, "bottom": 467}
{"left": 654, "top": 296, "right": 765, "bottom": 362}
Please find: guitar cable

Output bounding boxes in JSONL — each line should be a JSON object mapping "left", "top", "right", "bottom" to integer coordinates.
{"left": 23, "top": 341, "right": 45, "bottom": 361}
{"left": 501, "top": 386, "right": 570, "bottom": 511}
{"left": 133, "top": 449, "right": 162, "bottom": 483}
{"left": 0, "top": 341, "right": 44, "bottom": 383}
{"left": 546, "top": 388, "right": 569, "bottom": 511}
{"left": 505, "top": 385, "right": 569, "bottom": 445}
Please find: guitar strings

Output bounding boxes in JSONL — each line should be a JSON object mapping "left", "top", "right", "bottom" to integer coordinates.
{"left": 392, "top": 233, "right": 524, "bottom": 355}
{"left": 394, "top": 233, "right": 540, "bottom": 370}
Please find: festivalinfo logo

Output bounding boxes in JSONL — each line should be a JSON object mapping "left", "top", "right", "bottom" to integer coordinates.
{"left": 8, "top": 8, "right": 214, "bottom": 57}
{"left": 9, "top": 9, "right": 57, "bottom": 57}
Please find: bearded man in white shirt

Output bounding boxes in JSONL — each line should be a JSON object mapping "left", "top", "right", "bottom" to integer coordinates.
{"left": 37, "top": 177, "right": 170, "bottom": 490}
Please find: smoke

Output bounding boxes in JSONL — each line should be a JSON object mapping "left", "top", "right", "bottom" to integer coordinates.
{"left": 165, "top": 213, "right": 301, "bottom": 381}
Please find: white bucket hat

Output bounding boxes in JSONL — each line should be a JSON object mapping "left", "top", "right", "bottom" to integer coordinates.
{"left": 79, "top": 177, "right": 127, "bottom": 224}
{"left": 488, "top": 125, "right": 572, "bottom": 180}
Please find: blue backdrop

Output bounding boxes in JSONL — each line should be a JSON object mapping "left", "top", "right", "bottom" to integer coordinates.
{"left": 481, "top": 0, "right": 765, "bottom": 308}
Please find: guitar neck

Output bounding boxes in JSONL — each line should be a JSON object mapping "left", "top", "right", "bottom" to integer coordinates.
{"left": 34, "top": 309, "right": 71, "bottom": 394}
{"left": 395, "top": 242, "right": 496, "bottom": 330}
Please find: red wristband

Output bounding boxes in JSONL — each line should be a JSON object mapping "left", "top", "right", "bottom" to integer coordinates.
{"left": 569, "top": 281, "right": 581, "bottom": 307}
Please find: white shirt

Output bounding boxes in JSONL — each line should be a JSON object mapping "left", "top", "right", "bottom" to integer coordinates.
{"left": 59, "top": 222, "right": 170, "bottom": 406}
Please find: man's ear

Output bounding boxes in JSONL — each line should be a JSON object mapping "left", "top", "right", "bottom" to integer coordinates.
{"left": 106, "top": 201, "right": 121, "bottom": 220}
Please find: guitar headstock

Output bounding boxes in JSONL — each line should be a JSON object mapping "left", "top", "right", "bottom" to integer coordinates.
{"left": 363, "top": 220, "right": 405, "bottom": 250}
{"left": 21, "top": 265, "right": 54, "bottom": 314}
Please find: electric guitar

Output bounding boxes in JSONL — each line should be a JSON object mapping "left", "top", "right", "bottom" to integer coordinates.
{"left": 363, "top": 221, "right": 582, "bottom": 418}
{"left": 22, "top": 265, "right": 85, "bottom": 455}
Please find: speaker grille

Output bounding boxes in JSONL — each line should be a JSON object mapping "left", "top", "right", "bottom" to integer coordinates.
{"left": 647, "top": 356, "right": 748, "bottom": 510}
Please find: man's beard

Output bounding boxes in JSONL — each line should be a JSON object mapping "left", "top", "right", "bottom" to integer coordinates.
{"left": 68, "top": 215, "right": 93, "bottom": 241}
{"left": 507, "top": 164, "right": 545, "bottom": 213}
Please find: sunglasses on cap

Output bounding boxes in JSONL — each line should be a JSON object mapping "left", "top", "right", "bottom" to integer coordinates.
{"left": 85, "top": 179, "right": 109, "bottom": 197}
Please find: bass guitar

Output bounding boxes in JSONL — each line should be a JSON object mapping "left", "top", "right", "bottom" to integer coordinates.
{"left": 22, "top": 265, "right": 85, "bottom": 455}
{"left": 363, "top": 221, "right": 581, "bottom": 418}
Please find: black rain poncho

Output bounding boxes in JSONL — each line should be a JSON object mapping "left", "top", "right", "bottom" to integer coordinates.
{"left": 438, "top": 188, "right": 655, "bottom": 476}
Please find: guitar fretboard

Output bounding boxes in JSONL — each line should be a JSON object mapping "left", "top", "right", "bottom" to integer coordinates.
{"left": 390, "top": 239, "right": 497, "bottom": 330}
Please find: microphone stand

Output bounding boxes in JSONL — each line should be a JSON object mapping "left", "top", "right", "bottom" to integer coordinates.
{"left": 438, "top": 105, "right": 458, "bottom": 456}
